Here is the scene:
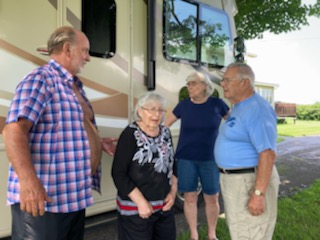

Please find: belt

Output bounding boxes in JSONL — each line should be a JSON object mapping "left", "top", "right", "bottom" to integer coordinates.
{"left": 219, "top": 167, "right": 256, "bottom": 174}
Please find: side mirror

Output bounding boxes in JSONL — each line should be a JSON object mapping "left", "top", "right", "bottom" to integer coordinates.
{"left": 234, "top": 36, "right": 246, "bottom": 62}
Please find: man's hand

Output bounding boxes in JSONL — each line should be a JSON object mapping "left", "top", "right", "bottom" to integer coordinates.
{"left": 101, "top": 137, "right": 118, "bottom": 156}
{"left": 19, "top": 175, "right": 53, "bottom": 217}
{"left": 248, "top": 193, "right": 265, "bottom": 216}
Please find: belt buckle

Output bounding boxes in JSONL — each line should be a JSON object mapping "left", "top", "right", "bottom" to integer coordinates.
{"left": 221, "top": 168, "right": 228, "bottom": 174}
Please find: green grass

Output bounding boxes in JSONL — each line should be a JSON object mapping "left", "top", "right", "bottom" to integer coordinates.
{"left": 273, "top": 179, "right": 320, "bottom": 240}
{"left": 177, "top": 180, "right": 320, "bottom": 240}
{"left": 277, "top": 119, "right": 320, "bottom": 137}
{"left": 177, "top": 120, "right": 320, "bottom": 240}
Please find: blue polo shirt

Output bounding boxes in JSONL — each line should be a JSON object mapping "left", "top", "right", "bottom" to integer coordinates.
{"left": 214, "top": 93, "right": 277, "bottom": 169}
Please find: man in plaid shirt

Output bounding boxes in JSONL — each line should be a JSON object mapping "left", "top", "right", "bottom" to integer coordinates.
{"left": 3, "top": 26, "right": 116, "bottom": 240}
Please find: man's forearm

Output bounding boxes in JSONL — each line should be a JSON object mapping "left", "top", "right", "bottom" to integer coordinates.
{"left": 255, "top": 149, "right": 276, "bottom": 193}
{"left": 3, "top": 121, "right": 36, "bottom": 180}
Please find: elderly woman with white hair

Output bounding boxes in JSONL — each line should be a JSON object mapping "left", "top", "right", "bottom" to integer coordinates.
{"left": 112, "top": 92, "right": 177, "bottom": 240}
{"left": 165, "top": 72, "right": 229, "bottom": 240}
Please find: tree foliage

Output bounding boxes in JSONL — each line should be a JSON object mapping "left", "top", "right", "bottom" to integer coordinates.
{"left": 235, "top": 0, "right": 320, "bottom": 40}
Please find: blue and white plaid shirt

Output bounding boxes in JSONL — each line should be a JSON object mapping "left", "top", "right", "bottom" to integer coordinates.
{"left": 6, "top": 59, "right": 101, "bottom": 213}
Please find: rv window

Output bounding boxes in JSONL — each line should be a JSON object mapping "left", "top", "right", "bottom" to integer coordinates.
{"left": 82, "top": 0, "right": 116, "bottom": 58}
{"left": 163, "top": 0, "right": 233, "bottom": 68}
{"left": 163, "top": 0, "right": 198, "bottom": 63}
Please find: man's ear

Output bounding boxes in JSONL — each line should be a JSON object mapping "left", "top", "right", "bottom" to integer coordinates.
{"left": 242, "top": 78, "right": 250, "bottom": 87}
{"left": 62, "top": 42, "right": 72, "bottom": 56}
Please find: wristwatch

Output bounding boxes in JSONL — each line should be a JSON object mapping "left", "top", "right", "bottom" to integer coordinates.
{"left": 254, "top": 189, "right": 264, "bottom": 196}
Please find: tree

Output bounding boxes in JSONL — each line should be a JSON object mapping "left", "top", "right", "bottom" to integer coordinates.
{"left": 235, "top": 0, "right": 320, "bottom": 40}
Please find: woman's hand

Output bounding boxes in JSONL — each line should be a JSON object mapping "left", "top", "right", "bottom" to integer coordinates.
{"left": 137, "top": 200, "right": 154, "bottom": 219}
{"left": 162, "top": 192, "right": 176, "bottom": 211}
{"left": 162, "top": 175, "right": 177, "bottom": 211}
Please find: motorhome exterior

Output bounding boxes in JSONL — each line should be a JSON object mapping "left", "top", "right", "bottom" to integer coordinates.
{"left": 0, "top": 0, "right": 238, "bottom": 237}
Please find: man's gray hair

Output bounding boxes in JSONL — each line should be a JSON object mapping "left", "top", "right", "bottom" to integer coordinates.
{"left": 47, "top": 26, "right": 78, "bottom": 55}
{"left": 227, "top": 62, "right": 255, "bottom": 87}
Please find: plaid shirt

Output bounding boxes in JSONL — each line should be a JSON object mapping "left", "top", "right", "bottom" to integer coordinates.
{"left": 6, "top": 60, "right": 101, "bottom": 213}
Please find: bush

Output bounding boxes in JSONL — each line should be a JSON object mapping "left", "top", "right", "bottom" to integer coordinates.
{"left": 297, "top": 103, "right": 320, "bottom": 121}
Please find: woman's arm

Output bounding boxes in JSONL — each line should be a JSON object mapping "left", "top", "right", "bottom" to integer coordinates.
{"left": 162, "top": 175, "right": 178, "bottom": 211}
{"left": 164, "top": 112, "right": 178, "bottom": 128}
{"left": 111, "top": 128, "right": 136, "bottom": 197}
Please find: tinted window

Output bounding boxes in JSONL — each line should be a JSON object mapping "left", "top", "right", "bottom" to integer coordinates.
{"left": 163, "top": 0, "right": 233, "bottom": 68}
{"left": 82, "top": 0, "right": 116, "bottom": 58}
{"left": 163, "top": 0, "right": 198, "bottom": 63}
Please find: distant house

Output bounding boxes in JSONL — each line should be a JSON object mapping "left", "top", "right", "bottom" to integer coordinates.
{"left": 254, "top": 81, "right": 279, "bottom": 108}
{"left": 254, "top": 82, "right": 297, "bottom": 123}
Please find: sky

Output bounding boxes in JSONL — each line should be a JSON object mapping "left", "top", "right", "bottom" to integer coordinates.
{"left": 245, "top": 2, "right": 320, "bottom": 105}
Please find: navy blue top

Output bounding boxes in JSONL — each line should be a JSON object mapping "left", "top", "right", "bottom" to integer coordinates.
{"left": 173, "top": 97, "right": 229, "bottom": 161}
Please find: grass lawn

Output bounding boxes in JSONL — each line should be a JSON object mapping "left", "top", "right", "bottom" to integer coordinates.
{"left": 277, "top": 119, "right": 320, "bottom": 137}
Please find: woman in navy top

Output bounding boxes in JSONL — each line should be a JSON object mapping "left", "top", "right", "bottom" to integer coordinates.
{"left": 165, "top": 72, "right": 229, "bottom": 240}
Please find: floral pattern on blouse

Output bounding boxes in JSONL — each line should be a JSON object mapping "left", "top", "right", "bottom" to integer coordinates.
{"left": 130, "top": 123, "right": 174, "bottom": 182}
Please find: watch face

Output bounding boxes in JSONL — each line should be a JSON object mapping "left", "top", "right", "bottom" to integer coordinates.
{"left": 254, "top": 189, "right": 262, "bottom": 196}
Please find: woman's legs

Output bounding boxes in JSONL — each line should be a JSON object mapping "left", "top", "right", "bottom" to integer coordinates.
{"left": 204, "top": 193, "right": 220, "bottom": 239}
{"left": 199, "top": 161, "right": 220, "bottom": 239}
{"left": 183, "top": 192, "right": 199, "bottom": 239}
{"left": 178, "top": 159, "right": 200, "bottom": 239}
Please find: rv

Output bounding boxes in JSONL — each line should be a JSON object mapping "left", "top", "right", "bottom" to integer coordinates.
{"left": 0, "top": 0, "right": 238, "bottom": 237}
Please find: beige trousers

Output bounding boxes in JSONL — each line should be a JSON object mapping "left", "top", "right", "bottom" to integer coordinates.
{"left": 220, "top": 166, "right": 280, "bottom": 240}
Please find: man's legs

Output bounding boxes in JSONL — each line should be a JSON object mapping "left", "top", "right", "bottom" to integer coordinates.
{"left": 220, "top": 167, "right": 280, "bottom": 240}
{"left": 11, "top": 204, "right": 85, "bottom": 240}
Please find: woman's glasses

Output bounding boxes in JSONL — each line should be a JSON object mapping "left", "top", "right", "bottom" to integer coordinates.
{"left": 141, "top": 107, "right": 166, "bottom": 114}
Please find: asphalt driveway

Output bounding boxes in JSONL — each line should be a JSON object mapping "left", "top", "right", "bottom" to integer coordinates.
{"left": 276, "top": 136, "right": 320, "bottom": 197}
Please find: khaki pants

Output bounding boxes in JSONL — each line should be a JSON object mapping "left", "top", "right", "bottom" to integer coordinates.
{"left": 220, "top": 166, "right": 280, "bottom": 240}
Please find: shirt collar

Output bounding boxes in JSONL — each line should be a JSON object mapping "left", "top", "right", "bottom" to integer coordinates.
{"left": 49, "top": 59, "right": 74, "bottom": 84}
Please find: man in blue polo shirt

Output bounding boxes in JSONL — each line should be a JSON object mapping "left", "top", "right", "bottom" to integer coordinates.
{"left": 214, "top": 62, "right": 280, "bottom": 240}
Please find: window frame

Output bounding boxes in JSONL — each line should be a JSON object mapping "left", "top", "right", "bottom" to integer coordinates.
{"left": 163, "top": 0, "right": 233, "bottom": 68}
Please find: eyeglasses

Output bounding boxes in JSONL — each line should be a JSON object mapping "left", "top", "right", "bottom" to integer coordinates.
{"left": 186, "top": 81, "right": 204, "bottom": 87}
{"left": 141, "top": 107, "right": 167, "bottom": 114}
{"left": 221, "top": 77, "right": 239, "bottom": 84}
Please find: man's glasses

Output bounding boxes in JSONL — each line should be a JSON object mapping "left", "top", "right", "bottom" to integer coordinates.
{"left": 141, "top": 107, "right": 166, "bottom": 114}
{"left": 220, "top": 77, "right": 239, "bottom": 84}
